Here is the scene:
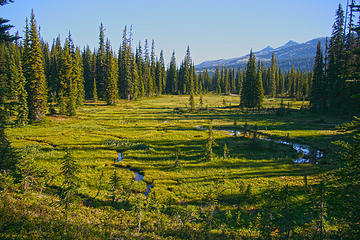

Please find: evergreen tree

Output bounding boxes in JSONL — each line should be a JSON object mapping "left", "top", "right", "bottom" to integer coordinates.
{"left": 0, "top": 0, "right": 17, "bottom": 171}
{"left": 224, "top": 67, "right": 230, "bottom": 95}
{"left": 230, "top": 68, "right": 236, "bottom": 93}
{"left": 0, "top": 110, "right": 17, "bottom": 170}
{"left": 118, "top": 26, "right": 133, "bottom": 99}
{"left": 0, "top": 45, "right": 16, "bottom": 169}
{"left": 189, "top": 64, "right": 195, "bottom": 111}
{"left": 327, "top": 4, "right": 346, "bottom": 113}
{"left": 131, "top": 52, "right": 139, "bottom": 99}
{"left": 214, "top": 66, "right": 221, "bottom": 94}
{"left": 60, "top": 149, "right": 79, "bottom": 210}
{"left": 155, "top": 50, "right": 165, "bottom": 95}
{"left": 185, "top": 46, "right": 192, "bottom": 94}
{"left": 311, "top": 43, "right": 325, "bottom": 112}
{"left": 92, "top": 49, "right": 97, "bottom": 100}
{"left": 269, "top": 53, "right": 277, "bottom": 97}
{"left": 223, "top": 143, "right": 228, "bottom": 159}
{"left": 150, "top": 40, "right": 157, "bottom": 95}
{"left": 310, "top": 182, "right": 327, "bottom": 240}
{"left": 93, "top": 77, "right": 98, "bottom": 102}
{"left": 6, "top": 43, "right": 18, "bottom": 99}
{"left": 275, "top": 67, "right": 280, "bottom": 95}
{"left": 241, "top": 50, "right": 262, "bottom": 108}
{"left": 279, "top": 68, "right": 285, "bottom": 95}
{"left": 194, "top": 64, "right": 199, "bottom": 94}
{"left": 199, "top": 94, "right": 203, "bottom": 108}
{"left": 236, "top": 68, "right": 242, "bottom": 97}
{"left": 105, "top": 39, "right": 118, "bottom": 105}
{"left": 66, "top": 67, "right": 76, "bottom": 116}
{"left": 48, "top": 36, "right": 61, "bottom": 97}
{"left": 58, "top": 37, "right": 73, "bottom": 115}
{"left": 178, "top": 46, "right": 192, "bottom": 94}
{"left": 166, "top": 51, "right": 177, "bottom": 94}
{"left": 109, "top": 168, "right": 120, "bottom": 203}
{"left": 25, "top": 10, "right": 47, "bottom": 121}
{"left": 136, "top": 41, "right": 145, "bottom": 97}
{"left": 220, "top": 66, "right": 224, "bottom": 93}
{"left": 40, "top": 40, "right": 51, "bottom": 88}
{"left": 0, "top": 0, "right": 18, "bottom": 42}
{"left": 255, "top": 60, "right": 264, "bottom": 107}
{"left": 205, "top": 124, "right": 214, "bottom": 161}
{"left": 73, "top": 47, "right": 84, "bottom": 106}
{"left": 66, "top": 32, "right": 77, "bottom": 116}
{"left": 16, "top": 50, "right": 28, "bottom": 126}
{"left": 289, "top": 66, "right": 296, "bottom": 97}
{"left": 159, "top": 50, "right": 166, "bottom": 94}
{"left": 155, "top": 59, "right": 162, "bottom": 96}
{"left": 22, "top": 17, "right": 30, "bottom": 82}
{"left": 96, "top": 23, "right": 106, "bottom": 99}
{"left": 332, "top": 117, "right": 360, "bottom": 236}
{"left": 82, "top": 46, "right": 93, "bottom": 99}
{"left": 144, "top": 39, "right": 152, "bottom": 96}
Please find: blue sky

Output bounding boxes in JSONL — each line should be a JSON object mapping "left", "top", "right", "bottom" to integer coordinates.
{"left": 1, "top": 0, "right": 347, "bottom": 65}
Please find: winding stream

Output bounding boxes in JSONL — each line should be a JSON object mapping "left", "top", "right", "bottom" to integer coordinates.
{"left": 196, "top": 126, "right": 324, "bottom": 164}
{"left": 116, "top": 152, "right": 152, "bottom": 196}
{"left": 112, "top": 125, "right": 323, "bottom": 197}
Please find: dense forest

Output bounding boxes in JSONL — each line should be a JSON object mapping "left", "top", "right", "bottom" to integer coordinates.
{"left": 1, "top": 1, "right": 360, "bottom": 239}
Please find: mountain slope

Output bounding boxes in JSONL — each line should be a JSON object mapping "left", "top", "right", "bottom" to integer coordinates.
{"left": 195, "top": 37, "right": 327, "bottom": 72}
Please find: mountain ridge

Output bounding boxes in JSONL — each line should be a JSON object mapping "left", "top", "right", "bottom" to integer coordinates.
{"left": 195, "top": 37, "right": 327, "bottom": 72}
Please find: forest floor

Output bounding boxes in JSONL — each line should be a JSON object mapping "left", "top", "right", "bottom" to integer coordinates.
{"left": 4, "top": 94, "right": 350, "bottom": 239}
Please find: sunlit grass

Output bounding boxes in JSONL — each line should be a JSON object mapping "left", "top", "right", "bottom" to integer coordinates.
{"left": 7, "top": 94, "right": 346, "bottom": 209}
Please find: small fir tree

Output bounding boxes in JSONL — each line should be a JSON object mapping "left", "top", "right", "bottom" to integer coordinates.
{"left": 109, "top": 168, "right": 120, "bottom": 203}
{"left": 205, "top": 124, "right": 214, "bottom": 161}
{"left": 189, "top": 91, "right": 195, "bottom": 111}
{"left": 60, "top": 149, "right": 79, "bottom": 210}
{"left": 223, "top": 143, "right": 228, "bottom": 159}
{"left": 199, "top": 94, "right": 203, "bottom": 109}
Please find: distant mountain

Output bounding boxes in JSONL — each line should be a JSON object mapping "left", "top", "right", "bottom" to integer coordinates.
{"left": 195, "top": 37, "right": 327, "bottom": 72}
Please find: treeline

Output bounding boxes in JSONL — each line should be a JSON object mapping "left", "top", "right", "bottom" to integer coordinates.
{"left": 1, "top": 9, "right": 318, "bottom": 127}
{"left": 0, "top": 10, "right": 204, "bottom": 124}
{"left": 198, "top": 53, "right": 312, "bottom": 100}
{"left": 310, "top": 4, "right": 360, "bottom": 114}
{"left": 2, "top": 4, "right": 359, "bottom": 131}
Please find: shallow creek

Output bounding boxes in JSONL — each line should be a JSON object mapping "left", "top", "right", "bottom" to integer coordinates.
{"left": 116, "top": 152, "right": 152, "bottom": 196}
{"left": 196, "top": 126, "right": 324, "bottom": 164}
{"left": 112, "top": 126, "right": 324, "bottom": 197}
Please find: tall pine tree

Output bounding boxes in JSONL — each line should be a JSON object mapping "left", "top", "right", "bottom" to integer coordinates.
{"left": 105, "top": 39, "right": 118, "bottom": 105}
{"left": 311, "top": 42, "right": 325, "bottom": 112}
{"left": 24, "top": 10, "right": 47, "bottom": 121}
{"left": 269, "top": 53, "right": 277, "bottom": 97}
{"left": 327, "top": 4, "right": 346, "bottom": 113}
{"left": 241, "top": 50, "right": 262, "bottom": 108}
{"left": 96, "top": 23, "right": 106, "bottom": 99}
{"left": 166, "top": 51, "right": 177, "bottom": 94}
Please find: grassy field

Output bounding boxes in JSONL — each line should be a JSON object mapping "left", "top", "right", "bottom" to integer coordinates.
{"left": 4, "top": 94, "right": 349, "bottom": 239}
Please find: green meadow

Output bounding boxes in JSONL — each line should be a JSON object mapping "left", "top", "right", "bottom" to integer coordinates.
{"left": 4, "top": 94, "right": 348, "bottom": 239}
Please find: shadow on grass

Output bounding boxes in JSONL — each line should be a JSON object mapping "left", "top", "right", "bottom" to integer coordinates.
{"left": 45, "top": 184, "right": 133, "bottom": 211}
